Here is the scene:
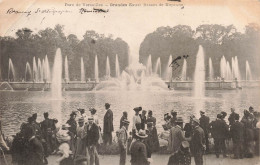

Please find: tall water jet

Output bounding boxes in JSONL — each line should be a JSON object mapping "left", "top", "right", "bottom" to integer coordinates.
{"left": 25, "top": 62, "right": 32, "bottom": 81}
{"left": 80, "top": 57, "right": 85, "bottom": 82}
{"left": 181, "top": 59, "right": 187, "bottom": 81}
{"left": 193, "top": 46, "right": 205, "bottom": 117}
{"left": 146, "top": 55, "right": 152, "bottom": 76}
{"left": 246, "top": 61, "right": 252, "bottom": 81}
{"left": 38, "top": 58, "right": 43, "bottom": 82}
{"left": 106, "top": 56, "right": 111, "bottom": 78}
{"left": 8, "top": 58, "right": 15, "bottom": 81}
{"left": 234, "top": 56, "right": 241, "bottom": 81}
{"left": 166, "top": 55, "right": 172, "bottom": 81}
{"left": 51, "top": 48, "right": 62, "bottom": 99}
{"left": 44, "top": 55, "right": 51, "bottom": 82}
{"left": 32, "top": 57, "right": 38, "bottom": 82}
{"left": 226, "top": 61, "right": 232, "bottom": 81}
{"left": 64, "top": 56, "right": 69, "bottom": 82}
{"left": 154, "top": 57, "right": 161, "bottom": 77}
{"left": 220, "top": 56, "right": 227, "bottom": 79}
{"left": 209, "top": 58, "right": 214, "bottom": 81}
{"left": 94, "top": 55, "right": 99, "bottom": 82}
{"left": 115, "top": 54, "right": 120, "bottom": 78}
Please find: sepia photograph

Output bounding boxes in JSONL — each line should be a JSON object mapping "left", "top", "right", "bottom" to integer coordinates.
{"left": 0, "top": 0, "right": 260, "bottom": 164}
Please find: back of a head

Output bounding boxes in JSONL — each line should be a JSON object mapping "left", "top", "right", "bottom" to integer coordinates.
{"left": 234, "top": 113, "right": 240, "bottom": 121}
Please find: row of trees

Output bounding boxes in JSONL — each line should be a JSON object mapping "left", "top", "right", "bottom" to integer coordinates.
{"left": 139, "top": 24, "right": 260, "bottom": 80}
{"left": 0, "top": 25, "right": 129, "bottom": 81}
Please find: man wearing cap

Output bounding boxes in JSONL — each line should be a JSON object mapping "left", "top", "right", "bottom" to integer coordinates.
{"left": 168, "top": 117, "right": 186, "bottom": 153}
{"left": 103, "top": 103, "right": 114, "bottom": 145}
{"left": 191, "top": 118, "right": 205, "bottom": 165}
{"left": 118, "top": 119, "right": 130, "bottom": 165}
{"left": 86, "top": 117, "right": 100, "bottom": 165}
{"left": 199, "top": 111, "right": 210, "bottom": 153}
{"left": 167, "top": 141, "right": 191, "bottom": 165}
{"left": 228, "top": 108, "right": 238, "bottom": 126}
{"left": 209, "top": 114, "right": 228, "bottom": 158}
{"left": 40, "top": 112, "right": 55, "bottom": 156}
{"left": 230, "top": 114, "right": 244, "bottom": 159}
{"left": 130, "top": 129, "right": 149, "bottom": 165}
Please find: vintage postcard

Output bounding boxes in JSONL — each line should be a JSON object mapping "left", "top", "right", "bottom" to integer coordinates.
{"left": 0, "top": 0, "right": 260, "bottom": 165}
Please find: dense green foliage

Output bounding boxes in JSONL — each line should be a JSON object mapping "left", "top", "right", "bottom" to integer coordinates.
{"left": 0, "top": 25, "right": 129, "bottom": 81}
{"left": 139, "top": 24, "right": 260, "bottom": 80}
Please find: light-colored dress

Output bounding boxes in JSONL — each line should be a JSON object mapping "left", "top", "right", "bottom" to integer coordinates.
{"left": 92, "top": 114, "right": 103, "bottom": 144}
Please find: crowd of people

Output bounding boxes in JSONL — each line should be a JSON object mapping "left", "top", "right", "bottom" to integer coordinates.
{"left": 0, "top": 103, "right": 259, "bottom": 165}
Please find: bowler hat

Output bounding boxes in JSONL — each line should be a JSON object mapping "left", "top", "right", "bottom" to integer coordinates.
{"left": 122, "top": 119, "right": 130, "bottom": 125}
{"left": 249, "top": 106, "right": 254, "bottom": 110}
{"left": 105, "top": 103, "right": 111, "bottom": 107}
{"left": 176, "top": 117, "right": 184, "bottom": 123}
{"left": 136, "top": 129, "right": 148, "bottom": 138}
{"left": 200, "top": 111, "right": 205, "bottom": 114}
{"left": 193, "top": 118, "right": 200, "bottom": 124}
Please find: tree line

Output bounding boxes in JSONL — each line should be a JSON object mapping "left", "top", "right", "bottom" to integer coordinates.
{"left": 139, "top": 24, "right": 260, "bottom": 80}
{"left": 0, "top": 24, "right": 129, "bottom": 81}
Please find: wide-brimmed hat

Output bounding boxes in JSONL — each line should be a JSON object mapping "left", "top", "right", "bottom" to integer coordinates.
{"left": 193, "top": 118, "right": 200, "bottom": 124}
{"left": 122, "top": 119, "right": 130, "bottom": 125}
{"left": 62, "top": 124, "right": 71, "bottom": 129}
{"left": 133, "top": 107, "right": 142, "bottom": 112}
{"left": 176, "top": 117, "right": 184, "bottom": 123}
{"left": 136, "top": 129, "right": 148, "bottom": 138}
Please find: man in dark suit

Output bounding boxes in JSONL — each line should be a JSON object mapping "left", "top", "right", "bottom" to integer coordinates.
{"left": 230, "top": 113, "right": 244, "bottom": 159}
{"left": 191, "top": 118, "right": 205, "bottom": 165}
{"left": 120, "top": 111, "right": 128, "bottom": 129}
{"left": 199, "top": 111, "right": 210, "bottom": 153}
{"left": 228, "top": 108, "right": 238, "bottom": 126}
{"left": 210, "top": 114, "right": 229, "bottom": 158}
{"left": 86, "top": 117, "right": 100, "bottom": 165}
{"left": 24, "top": 126, "right": 44, "bottom": 165}
{"left": 103, "top": 103, "right": 113, "bottom": 145}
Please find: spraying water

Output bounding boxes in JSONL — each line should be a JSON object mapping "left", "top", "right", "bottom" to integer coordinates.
{"left": 44, "top": 55, "right": 51, "bottom": 82}
{"left": 115, "top": 54, "right": 120, "bottom": 78}
{"left": 220, "top": 56, "right": 227, "bottom": 79}
{"left": 193, "top": 45, "right": 205, "bottom": 117}
{"left": 181, "top": 59, "right": 187, "bottom": 81}
{"left": 246, "top": 60, "right": 253, "bottom": 81}
{"left": 166, "top": 55, "right": 172, "bottom": 81}
{"left": 94, "top": 55, "right": 99, "bottom": 82}
{"left": 226, "top": 61, "right": 232, "bottom": 81}
{"left": 81, "top": 57, "right": 85, "bottom": 82}
{"left": 32, "top": 57, "right": 38, "bottom": 82}
{"left": 25, "top": 62, "right": 32, "bottom": 81}
{"left": 38, "top": 58, "right": 43, "bottom": 82}
{"left": 8, "top": 58, "right": 15, "bottom": 81}
{"left": 154, "top": 57, "right": 161, "bottom": 77}
{"left": 209, "top": 58, "right": 214, "bottom": 81}
{"left": 146, "top": 55, "right": 152, "bottom": 76}
{"left": 51, "top": 48, "right": 62, "bottom": 99}
{"left": 64, "top": 56, "right": 69, "bottom": 82}
{"left": 234, "top": 56, "right": 241, "bottom": 81}
{"left": 106, "top": 56, "right": 111, "bottom": 78}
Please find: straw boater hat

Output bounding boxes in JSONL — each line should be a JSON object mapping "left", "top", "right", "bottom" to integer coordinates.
{"left": 136, "top": 129, "right": 148, "bottom": 138}
{"left": 193, "top": 118, "right": 200, "bottom": 124}
{"left": 88, "top": 117, "right": 94, "bottom": 121}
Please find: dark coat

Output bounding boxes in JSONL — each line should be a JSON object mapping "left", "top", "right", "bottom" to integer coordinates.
{"left": 230, "top": 121, "right": 244, "bottom": 142}
{"left": 120, "top": 116, "right": 127, "bottom": 129}
{"left": 26, "top": 137, "right": 44, "bottom": 165}
{"left": 184, "top": 123, "right": 193, "bottom": 138}
{"left": 41, "top": 118, "right": 55, "bottom": 137}
{"left": 210, "top": 119, "right": 228, "bottom": 139}
{"left": 168, "top": 150, "right": 191, "bottom": 165}
{"left": 86, "top": 123, "right": 99, "bottom": 146}
{"left": 199, "top": 115, "right": 210, "bottom": 134}
{"left": 66, "top": 118, "right": 77, "bottom": 135}
{"left": 103, "top": 109, "right": 114, "bottom": 133}
{"left": 168, "top": 126, "right": 186, "bottom": 153}
{"left": 228, "top": 112, "right": 238, "bottom": 126}
{"left": 191, "top": 126, "right": 205, "bottom": 153}
{"left": 140, "top": 115, "right": 147, "bottom": 130}
{"left": 147, "top": 116, "right": 156, "bottom": 126}
{"left": 130, "top": 140, "right": 149, "bottom": 165}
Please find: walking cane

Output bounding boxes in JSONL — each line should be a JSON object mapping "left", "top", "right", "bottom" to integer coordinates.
{"left": 0, "top": 146, "right": 9, "bottom": 165}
